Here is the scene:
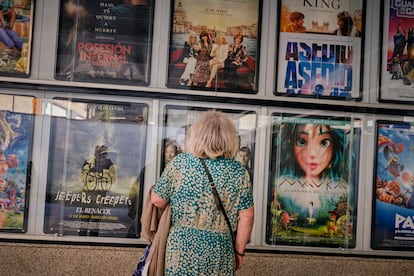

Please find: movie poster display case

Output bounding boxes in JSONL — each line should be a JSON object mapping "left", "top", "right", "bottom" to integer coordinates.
{"left": 379, "top": 0, "right": 414, "bottom": 103}
{"left": 166, "top": 0, "right": 262, "bottom": 94}
{"left": 0, "top": 0, "right": 34, "bottom": 77}
{"left": 0, "top": 0, "right": 414, "bottom": 259}
{"left": 274, "top": 0, "right": 366, "bottom": 100}
{"left": 160, "top": 104, "right": 257, "bottom": 185}
{"left": 372, "top": 120, "right": 414, "bottom": 250}
{"left": 43, "top": 97, "right": 150, "bottom": 238}
{"left": 0, "top": 93, "right": 35, "bottom": 233}
{"left": 265, "top": 110, "right": 362, "bottom": 248}
{"left": 54, "top": 0, "right": 155, "bottom": 86}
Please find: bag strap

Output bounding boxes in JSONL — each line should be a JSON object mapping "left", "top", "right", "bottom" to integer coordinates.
{"left": 199, "top": 158, "right": 236, "bottom": 247}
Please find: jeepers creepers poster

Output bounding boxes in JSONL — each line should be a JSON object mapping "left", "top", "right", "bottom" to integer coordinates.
{"left": 275, "top": 0, "right": 365, "bottom": 99}
{"left": 266, "top": 114, "right": 361, "bottom": 247}
{"left": 44, "top": 99, "right": 148, "bottom": 238}
{"left": 162, "top": 106, "right": 256, "bottom": 185}
{"left": 379, "top": 0, "right": 414, "bottom": 103}
{"left": 0, "top": 94, "right": 34, "bottom": 232}
{"left": 373, "top": 121, "right": 414, "bottom": 250}
{"left": 0, "top": 0, "right": 34, "bottom": 77}
{"left": 166, "top": 0, "right": 261, "bottom": 93}
{"left": 55, "top": 0, "right": 154, "bottom": 85}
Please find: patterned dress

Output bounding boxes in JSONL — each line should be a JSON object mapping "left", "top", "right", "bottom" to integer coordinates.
{"left": 153, "top": 153, "right": 253, "bottom": 276}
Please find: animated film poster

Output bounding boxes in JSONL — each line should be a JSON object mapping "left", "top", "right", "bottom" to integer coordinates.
{"left": 373, "top": 121, "right": 414, "bottom": 250}
{"left": 276, "top": 0, "right": 365, "bottom": 99}
{"left": 166, "top": 0, "right": 262, "bottom": 93}
{"left": 162, "top": 106, "right": 256, "bottom": 185}
{"left": 266, "top": 114, "right": 361, "bottom": 247}
{"left": 44, "top": 99, "right": 148, "bottom": 238}
{"left": 0, "top": 0, "right": 34, "bottom": 77}
{"left": 0, "top": 94, "right": 34, "bottom": 232}
{"left": 379, "top": 0, "right": 414, "bottom": 103}
{"left": 55, "top": 0, "right": 154, "bottom": 85}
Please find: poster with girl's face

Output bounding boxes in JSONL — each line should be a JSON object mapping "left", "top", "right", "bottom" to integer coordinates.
{"left": 161, "top": 105, "right": 256, "bottom": 185}
{"left": 166, "top": 0, "right": 262, "bottom": 93}
{"left": 266, "top": 114, "right": 361, "bottom": 248}
{"left": 0, "top": 94, "right": 34, "bottom": 232}
{"left": 44, "top": 98, "right": 148, "bottom": 238}
{"left": 379, "top": 0, "right": 414, "bottom": 103}
{"left": 373, "top": 121, "right": 414, "bottom": 250}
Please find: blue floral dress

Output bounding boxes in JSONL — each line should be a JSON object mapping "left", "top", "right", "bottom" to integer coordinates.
{"left": 153, "top": 153, "right": 253, "bottom": 276}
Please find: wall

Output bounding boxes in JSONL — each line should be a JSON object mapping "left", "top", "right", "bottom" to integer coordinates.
{"left": 1, "top": 242, "right": 414, "bottom": 275}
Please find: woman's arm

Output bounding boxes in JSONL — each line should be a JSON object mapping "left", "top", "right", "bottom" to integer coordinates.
{"left": 234, "top": 206, "right": 254, "bottom": 269}
{"left": 151, "top": 190, "right": 168, "bottom": 209}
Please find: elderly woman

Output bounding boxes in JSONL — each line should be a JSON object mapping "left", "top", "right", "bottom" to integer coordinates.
{"left": 151, "top": 110, "right": 254, "bottom": 275}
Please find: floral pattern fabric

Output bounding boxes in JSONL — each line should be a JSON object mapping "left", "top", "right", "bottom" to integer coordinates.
{"left": 153, "top": 153, "right": 253, "bottom": 276}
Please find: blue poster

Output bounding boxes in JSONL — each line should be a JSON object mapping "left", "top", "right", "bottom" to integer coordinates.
{"left": 373, "top": 121, "right": 414, "bottom": 249}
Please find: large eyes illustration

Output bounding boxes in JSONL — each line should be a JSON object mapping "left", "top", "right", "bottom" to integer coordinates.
{"left": 320, "top": 138, "right": 331, "bottom": 148}
{"left": 296, "top": 137, "right": 307, "bottom": 147}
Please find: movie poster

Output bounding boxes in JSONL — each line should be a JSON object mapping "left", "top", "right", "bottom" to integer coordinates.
{"left": 0, "top": 0, "right": 34, "bottom": 77}
{"left": 0, "top": 94, "right": 34, "bottom": 232}
{"left": 379, "top": 0, "right": 414, "bottom": 102}
{"left": 373, "top": 121, "right": 414, "bottom": 250}
{"left": 162, "top": 105, "right": 256, "bottom": 185}
{"left": 275, "top": 0, "right": 364, "bottom": 99}
{"left": 166, "top": 0, "right": 262, "bottom": 93}
{"left": 55, "top": 0, "right": 154, "bottom": 85}
{"left": 44, "top": 99, "right": 148, "bottom": 238}
{"left": 266, "top": 114, "right": 361, "bottom": 247}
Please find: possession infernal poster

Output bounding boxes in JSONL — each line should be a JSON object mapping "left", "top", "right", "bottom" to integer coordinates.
{"left": 267, "top": 114, "right": 361, "bottom": 247}
{"left": 44, "top": 99, "right": 148, "bottom": 238}
{"left": 275, "top": 0, "right": 364, "bottom": 99}
{"left": 55, "top": 0, "right": 154, "bottom": 85}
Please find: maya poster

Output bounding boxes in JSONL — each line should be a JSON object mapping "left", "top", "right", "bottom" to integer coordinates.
{"left": 0, "top": 94, "right": 34, "bottom": 232}
{"left": 266, "top": 114, "right": 361, "bottom": 247}
{"left": 44, "top": 99, "right": 148, "bottom": 238}
{"left": 55, "top": 0, "right": 154, "bottom": 85}
{"left": 0, "top": 0, "right": 34, "bottom": 77}
{"left": 275, "top": 0, "right": 365, "bottom": 99}
{"left": 166, "top": 0, "right": 261, "bottom": 93}
{"left": 379, "top": 0, "right": 414, "bottom": 103}
{"left": 373, "top": 121, "right": 414, "bottom": 250}
{"left": 162, "top": 105, "right": 256, "bottom": 185}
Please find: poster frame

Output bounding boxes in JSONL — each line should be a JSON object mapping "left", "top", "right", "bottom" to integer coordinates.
{"left": 54, "top": 0, "right": 155, "bottom": 86}
{"left": 165, "top": 0, "right": 263, "bottom": 94}
{"left": 371, "top": 119, "right": 414, "bottom": 250}
{"left": 0, "top": 0, "right": 35, "bottom": 78}
{"left": 274, "top": 0, "right": 366, "bottom": 101}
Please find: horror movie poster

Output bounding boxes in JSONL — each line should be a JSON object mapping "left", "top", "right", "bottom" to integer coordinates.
{"left": 275, "top": 0, "right": 365, "bottom": 99}
{"left": 266, "top": 114, "right": 361, "bottom": 248}
{"left": 0, "top": 94, "right": 34, "bottom": 232}
{"left": 166, "top": 0, "right": 262, "bottom": 93}
{"left": 55, "top": 0, "right": 154, "bottom": 85}
{"left": 379, "top": 0, "right": 414, "bottom": 103}
{"left": 161, "top": 105, "right": 256, "bottom": 185}
{"left": 44, "top": 98, "right": 148, "bottom": 238}
{"left": 373, "top": 121, "right": 414, "bottom": 250}
{"left": 0, "top": 0, "right": 34, "bottom": 77}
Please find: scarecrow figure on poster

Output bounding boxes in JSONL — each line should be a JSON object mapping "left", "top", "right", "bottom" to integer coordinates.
{"left": 80, "top": 144, "right": 116, "bottom": 192}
